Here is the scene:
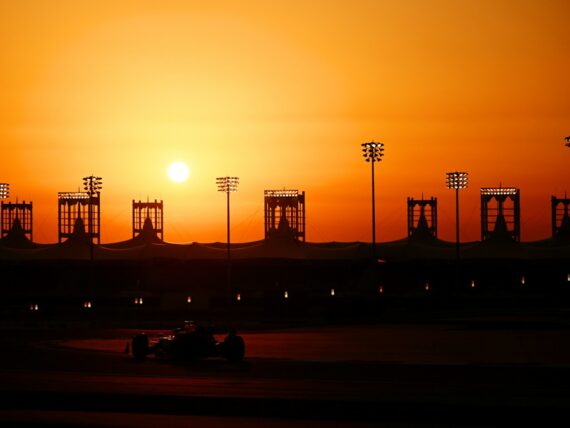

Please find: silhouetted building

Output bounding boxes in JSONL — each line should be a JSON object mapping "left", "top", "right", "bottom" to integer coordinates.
{"left": 552, "top": 196, "right": 570, "bottom": 238}
{"left": 133, "top": 199, "right": 163, "bottom": 240}
{"left": 1, "top": 201, "right": 33, "bottom": 241}
{"left": 481, "top": 187, "right": 520, "bottom": 242}
{"left": 264, "top": 190, "right": 305, "bottom": 241}
{"left": 407, "top": 197, "right": 437, "bottom": 239}
{"left": 58, "top": 192, "right": 100, "bottom": 244}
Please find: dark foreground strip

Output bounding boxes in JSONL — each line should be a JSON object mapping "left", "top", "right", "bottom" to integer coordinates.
{"left": 0, "top": 391, "right": 567, "bottom": 426}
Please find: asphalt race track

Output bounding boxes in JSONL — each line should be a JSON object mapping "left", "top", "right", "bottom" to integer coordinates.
{"left": 1, "top": 323, "right": 570, "bottom": 427}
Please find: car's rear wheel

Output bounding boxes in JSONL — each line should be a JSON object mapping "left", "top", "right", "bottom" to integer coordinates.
{"left": 132, "top": 333, "right": 149, "bottom": 360}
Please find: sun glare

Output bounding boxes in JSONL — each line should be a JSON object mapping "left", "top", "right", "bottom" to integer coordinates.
{"left": 168, "top": 161, "right": 190, "bottom": 183}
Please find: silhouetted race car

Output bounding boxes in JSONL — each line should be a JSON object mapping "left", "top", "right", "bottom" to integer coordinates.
{"left": 131, "top": 321, "right": 245, "bottom": 362}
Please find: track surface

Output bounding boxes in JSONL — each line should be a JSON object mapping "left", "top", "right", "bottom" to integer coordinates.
{"left": 2, "top": 323, "right": 570, "bottom": 426}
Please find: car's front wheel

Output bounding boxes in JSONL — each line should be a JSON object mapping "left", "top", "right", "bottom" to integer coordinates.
{"left": 222, "top": 334, "right": 245, "bottom": 362}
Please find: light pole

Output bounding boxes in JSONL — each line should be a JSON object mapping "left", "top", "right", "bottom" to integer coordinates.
{"left": 83, "top": 175, "right": 102, "bottom": 262}
{"left": 217, "top": 177, "right": 239, "bottom": 296}
{"left": 0, "top": 183, "right": 9, "bottom": 295}
{"left": 361, "top": 141, "right": 384, "bottom": 258}
{"left": 0, "top": 183, "right": 8, "bottom": 236}
{"left": 445, "top": 171, "right": 468, "bottom": 262}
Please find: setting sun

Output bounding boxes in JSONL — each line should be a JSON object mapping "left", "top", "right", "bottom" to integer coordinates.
{"left": 167, "top": 161, "right": 190, "bottom": 183}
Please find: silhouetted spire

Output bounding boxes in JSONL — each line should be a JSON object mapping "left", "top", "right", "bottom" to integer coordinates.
{"left": 133, "top": 216, "right": 162, "bottom": 244}
{"left": 558, "top": 211, "right": 570, "bottom": 237}
{"left": 489, "top": 213, "right": 513, "bottom": 241}
{"left": 277, "top": 215, "right": 290, "bottom": 232}
{"left": 267, "top": 214, "right": 297, "bottom": 242}
{"left": 416, "top": 210, "right": 429, "bottom": 231}
{"left": 409, "top": 209, "right": 436, "bottom": 242}
{"left": 11, "top": 217, "right": 23, "bottom": 234}
{"left": 65, "top": 217, "right": 90, "bottom": 245}
{"left": 0, "top": 217, "right": 35, "bottom": 248}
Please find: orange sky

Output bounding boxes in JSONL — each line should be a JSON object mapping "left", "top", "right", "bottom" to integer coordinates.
{"left": 1, "top": 0, "right": 569, "bottom": 244}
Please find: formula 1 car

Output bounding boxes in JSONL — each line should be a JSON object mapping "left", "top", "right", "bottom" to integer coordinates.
{"left": 131, "top": 321, "right": 245, "bottom": 362}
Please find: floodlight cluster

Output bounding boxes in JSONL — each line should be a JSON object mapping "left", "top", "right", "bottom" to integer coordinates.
{"left": 264, "top": 189, "right": 299, "bottom": 198}
{"left": 480, "top": 187, "right": 518, "bottom": 196}
{"left": 361, "top": 141, "right": 385, "bottom": 163}
{"left": 445, "top": 172, "right": 469, "bottom": 189}
{"left": 0, "top": 183, "right": 9, "bottom": 199}
{"left": 216, "top": 176, "right": 239, "bottom": 193}
{"left": 83, "top": 175, "right": 103, "bottom": 196}
{"left": 58, "top": 192, "right": 90, "bottom": 201}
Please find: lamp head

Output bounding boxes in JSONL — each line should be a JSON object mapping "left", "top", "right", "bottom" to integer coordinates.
{"left": 0, "top": 183, "right": 9, "bottom": 199}
{"left": 361, "top": 141, "right": 385, "bottom": 162}
{"left": 446, "top": 171, "right": 468, "bottom": 190}
{"left": 217, "top": 176, "right": 239, "bottom": 192}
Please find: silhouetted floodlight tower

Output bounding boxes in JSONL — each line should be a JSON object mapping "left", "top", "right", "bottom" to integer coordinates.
{"left": 1, "top": 200, "right": 33, "bottom": 241}
{"left": 264, "top": 189, "right": 306, "bottom": 241}
{"left": 217, "top": 177, "right": 239, "bottom": 294}
{"left": 132, "top": 199, "right": 164, "bottom": 240}
{"left": 83, "top": 175, "right": 102, "bottom": 261}
{"left": 57, "top": 192, "right": 90, "bottom": 242}
{"left": 0, "top": 183, "right": 10, "bottom": 239}
{"left": 407, "top": 196, "right": 438, "bottom": 239}
{"left": 551, "top": 195, "right": 570, "bottom": 238}
{"left": 361, "top": 141, "right": 384, "bottom": 258}
{"left": 480, "top": 187, "right": 520, "bottom": 242}
{"left": 445, "top": 172, "right": 468, "bottom": 262}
